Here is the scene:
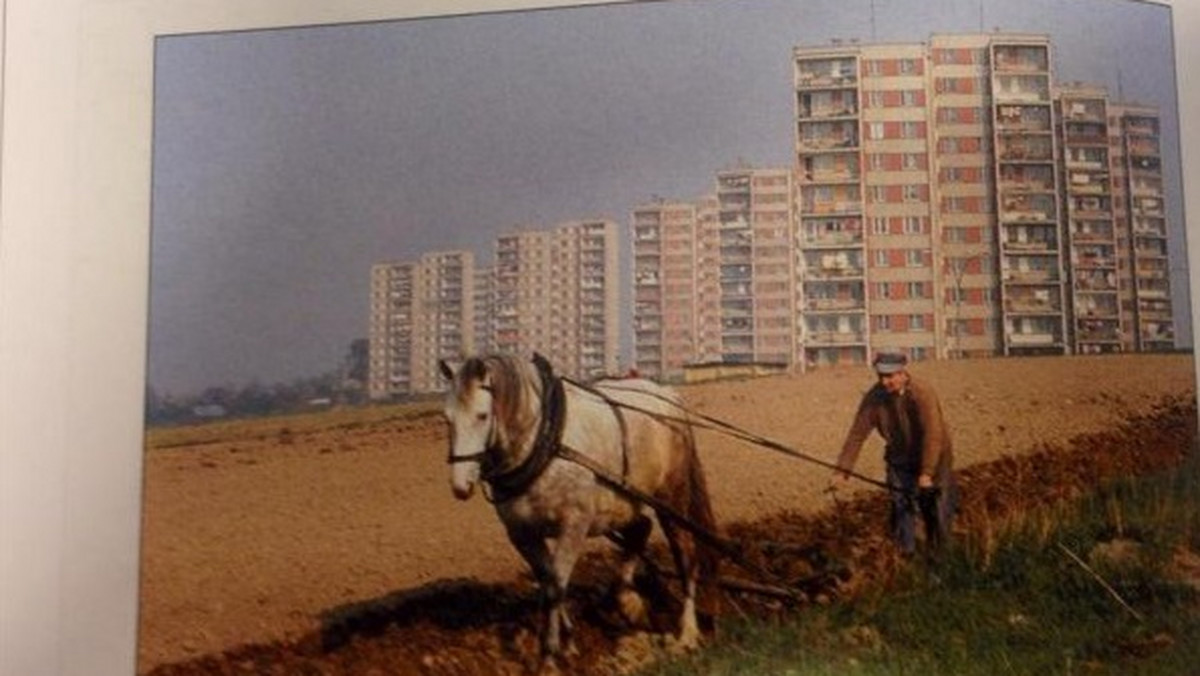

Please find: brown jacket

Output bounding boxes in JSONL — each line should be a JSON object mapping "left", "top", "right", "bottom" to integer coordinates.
{"left": 837, "top": 375, "right": 953, "bottom": 478}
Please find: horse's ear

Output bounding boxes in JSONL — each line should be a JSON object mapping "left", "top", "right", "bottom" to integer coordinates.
{"left": 438, "top": 359, "right": 455, "bottom": 382}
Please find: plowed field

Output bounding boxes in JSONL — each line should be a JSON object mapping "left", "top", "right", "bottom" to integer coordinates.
{"left": 139, "top": 354, "right": 1197, "bottom": 675}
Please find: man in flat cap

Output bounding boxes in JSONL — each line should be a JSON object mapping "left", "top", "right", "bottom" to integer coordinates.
{"left": 833, "top": 350, "right": 957, "bottom": 556}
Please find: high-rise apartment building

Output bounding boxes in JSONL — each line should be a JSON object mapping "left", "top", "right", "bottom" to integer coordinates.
{"left": 633, "top": 199, "right": 700, "bottom": 380}
{"left": 632, "top": 168, "right": 793, "bottom": 381}
{"left": 787, "top": 32, "right": 1175, "bottom": 368}
{"left": 794, "top": 46, "right": 868, "bottom": 367}
{"left": 1112, "top": 102, "right": 1175, "bottom": 351}
{"left": 928, "top": 34, "right": 1001, "bottom": 358}
{"left": 1058, "top": 83, "right": 1122, "bottom": 354}
{"left": 717, "top": 167, "right": 795, "bottom": 366}
{"left": 494, "top": 220, "right": 621, "bottom": 381}
{"left": 370, "top": 220, "right": 620, "bottom": 397}
{"left": 368, "top": 250, "right": 475, "bottom": 399}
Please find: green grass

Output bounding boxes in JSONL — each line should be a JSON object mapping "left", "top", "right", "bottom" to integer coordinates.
{"left": 640, "top": 454, "right": 1200, "bottom": 676}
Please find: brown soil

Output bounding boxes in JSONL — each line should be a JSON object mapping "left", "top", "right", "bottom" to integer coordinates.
{"left": 138, "top": 354, "right": 1197, "bottom": 675}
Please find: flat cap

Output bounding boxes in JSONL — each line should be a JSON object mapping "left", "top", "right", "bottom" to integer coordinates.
{"left": 872, "top": 351, "right": 908, "bottom": 375}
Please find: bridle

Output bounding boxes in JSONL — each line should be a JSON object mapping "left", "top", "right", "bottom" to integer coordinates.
{"left": 445, "top": 384, "right": 502, "bottom": 471}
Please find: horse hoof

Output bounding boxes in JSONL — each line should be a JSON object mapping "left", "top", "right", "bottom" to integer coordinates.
{"left": 537, "top": 655, "right": 564, "bottom": 676}
{"left": 617, "top": 589, "right": 649, "bottom": 627}
{"left": 666, "top": 630, "right": 702, "bottom": 656}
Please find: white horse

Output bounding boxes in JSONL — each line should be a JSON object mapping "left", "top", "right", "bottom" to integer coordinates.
{"left": 439, "top": 353, "right": 718, "bottom": 666}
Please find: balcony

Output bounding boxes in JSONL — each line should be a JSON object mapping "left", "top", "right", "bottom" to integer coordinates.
{"left": 806, "top": 330, "right": 867, "bottom": 345}
{"left": 1003, "top": 270, "right": 1059, "bottom": 284}
{"left": 802, "top": 201, "right": 863, "bottom": 216}
{"left": 797, "top": 104, "right": 858, "bottom": 120}
{"left": 797, "top": 135, "right": 859, "bottom": 152}
{"left": 796, "top": 71, "right": 858, "bottom": 90}
{"left": 804, "top": 231, "right": 863, "bottom": 248}
{"left": 806, "top": 297, "right": 865, "bottom": 312}
{"left": 1007, "top": 332, "right": 1059, "bottom": 346}
{"left": 1001, "top": 210, "right": 1054, "bottom": 223}
{"left": 1006, "top": 297, "right": 1061, "bottom": 314}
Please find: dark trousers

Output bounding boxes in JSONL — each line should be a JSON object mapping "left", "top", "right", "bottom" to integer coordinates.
{"left": 887, "top": 464, "right": 957, "bottom": 555}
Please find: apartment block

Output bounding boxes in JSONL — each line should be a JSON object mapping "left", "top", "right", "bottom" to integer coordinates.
{"left": 633, "top": 199, "right": 701, "bottom": 380}
{"left": 472, "top": 265, "right": 496, "bottom": 356}
{"left": 788, "top": 32, "right": 1175, "bottom": 368}
{"left": 631, "top": 168, "right": 793, "bottom": 381}
{"left": 1058, "top": 83, "right": 1122, "bottom": 354}
{"left": 929, "top": 34, "right": 1002, "bottom": 358}
{"left": 367, "top": 250, "right": 474, "bottom": 400}
{"left": 794, "top": 46, "right": 868, "bottom": 368}
{"left": 494, "top": 220, "right": 620, "bottom": 381}
{"left": 1112, "top": 102, "right": 1175, "bottom": 350}
{"left": 717, "top": 167, "right": 795, "bottom": 366}
{"left": 989, "top": 36, "right": 1070, "bottom": 355}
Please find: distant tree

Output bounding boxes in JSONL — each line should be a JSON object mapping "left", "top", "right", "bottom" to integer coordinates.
{"left": 345, "top": 339, "right": 369, "bottom": 384}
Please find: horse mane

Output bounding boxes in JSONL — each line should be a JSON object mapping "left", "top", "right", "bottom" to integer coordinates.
{"left": 479, "top": 354, "right": 539, "bottom": 450}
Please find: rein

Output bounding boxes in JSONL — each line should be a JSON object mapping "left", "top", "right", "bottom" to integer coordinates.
{"left": 562, "top": 376, "right": 907, "bottom": 496}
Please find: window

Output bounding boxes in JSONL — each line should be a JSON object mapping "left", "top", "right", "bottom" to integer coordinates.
{"left": 906, "top": 250, "right": 924, "bottom": 267}
{"left": 868, "top": 122, "right": 885, "bottom": 140}
{"left": 907, "top": 281, "right": 926, "bottom": 298}
{"left": 870, "top": 186, "right": 887, "bottom": 203}
{"left": 901, "top": 121, "right": 922, "bottom": 138}
{"left": 909, "top": 314, "right": 926, "bottom": 330}
{"left": 871, "top": 217, "right": 889, "bottom": 235}
{"left": 874, "top": 249, "right": 890, "bottom": 266}
{"left": 876, "top": 315, "right": 893, "bottom": 331}
{"left": 875, "top": 282, "right": 892, "bottom": 299}
{"left": 899, "top": 58, "right": 917, "bottom": 74}
{"left": 903, "top": 153, "right": 923, "bottom": 170}
{"left": 868, "top": 91, "right": 885, "bottom": 108}
{"left": 869, "top": 153, "right": 885, "bottom": 170}
{"left": 903, "top": 185, "right": 921, "bottom": 202}
{"left": 903, "top": 217, "right": 923, "bottom": 234}
{"left": 902, "top": 90, "right": 920, "bottom": 107}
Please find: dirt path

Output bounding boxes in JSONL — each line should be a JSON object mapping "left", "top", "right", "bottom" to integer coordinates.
{"left": 137, "top": 353, "right": 1196, "bottom": 672}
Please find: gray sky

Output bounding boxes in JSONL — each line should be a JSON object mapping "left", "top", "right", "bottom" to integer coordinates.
{"left": 149, "top": 0, "right": 1185, "bottom": 396}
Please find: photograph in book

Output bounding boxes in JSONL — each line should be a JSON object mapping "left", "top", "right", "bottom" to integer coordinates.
{"left": 140, "top": 0, "right": 1196, "bottom": 673}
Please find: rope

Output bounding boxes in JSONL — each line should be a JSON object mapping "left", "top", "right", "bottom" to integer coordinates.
{"left": 563, "top": 377, "right": 907, "bottom": 496}
{"left": 556, "top": 445, "right": 803, "bottom": 601}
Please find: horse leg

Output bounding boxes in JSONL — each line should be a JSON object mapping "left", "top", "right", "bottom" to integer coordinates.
{"left": 658, "top": 516, "right": 701, "bottom": 651}
{"left": 508, "top": 534, "right": 563, "bottom": 664}
{"left": 543, "top": 518, "right": 589, "bottom": 660}
{"left": 611, "top": 513, "right": 653, "bottom": 626}
{"left": 512, "top": 522, "right": 588, "bottom": 666}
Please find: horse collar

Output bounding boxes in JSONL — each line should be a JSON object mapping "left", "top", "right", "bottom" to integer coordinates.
{"left": 483, "top": 356, "right": 566, "bottom": 503}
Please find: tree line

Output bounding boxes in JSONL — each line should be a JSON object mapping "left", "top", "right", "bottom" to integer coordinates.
{"left": 145, "top": 340, "right": 369, "bottom": 425}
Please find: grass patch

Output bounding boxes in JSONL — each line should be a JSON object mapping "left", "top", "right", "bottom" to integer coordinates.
{"left": 640, "top": 452, "right": 1200, "bottom": 675}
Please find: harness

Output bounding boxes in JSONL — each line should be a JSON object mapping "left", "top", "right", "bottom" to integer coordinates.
{"left": 447, "top": 354, "right": 567, "bottom": 504}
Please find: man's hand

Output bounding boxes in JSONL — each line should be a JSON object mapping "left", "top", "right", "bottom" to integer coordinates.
{"left": 917, "top": 473, "right": 934, "bottom": 489}
{"left": 825, "top": 469, "right": 851, "bottom": 493}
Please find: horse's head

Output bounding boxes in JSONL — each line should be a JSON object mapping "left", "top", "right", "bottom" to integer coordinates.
{"left": 439, "top": 357, "right": 495, "bottom": 500}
